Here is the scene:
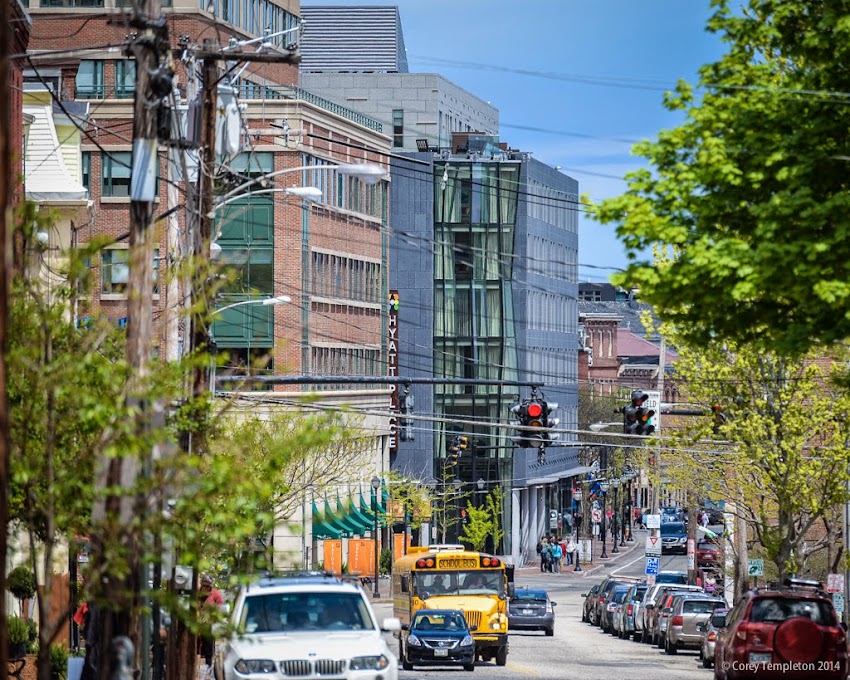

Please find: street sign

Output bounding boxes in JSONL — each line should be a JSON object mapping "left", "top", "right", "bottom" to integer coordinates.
{"left": 646, "top": 574, "right": 656, "bottom": 586}
{"left": 591, "top": 508, "right": 602, "bottom": 523}
{"left": 645, "top": 557, "right": 659, "bottom": 576}
{"left": 748, "top": 559, "right": 764, "bottom": 576}
{"left": 827, "top": 574, "right": 843, "bottom": 593}
{"left": 643, "top": 390, "right": 661, "bottom": 432}
{"left": 687, "top": 554, "right": 695, "bottom": 569}
{"left": 834, "top": 593, "right": 845, "bottom": 615}
{"left": 645, "top": 514, "right": 661, "bottom": 529}
{"left": 645, "top": 534, "right": 662, "bottom": 557}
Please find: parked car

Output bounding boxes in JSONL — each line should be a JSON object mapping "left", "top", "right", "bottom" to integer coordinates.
{"left": 639, "top": 583, "right": 704, "bottom": 645}
{"left": 661, "top": 506, "right": 686, "bottom": 523}
{"left": 400, "top": 609, "right": 476, "bottom": 672}
{"left": 656, "top": 571, "right": 688, "bottom": 585}
{"left": 697, "top": 540, "right": 724, "bottom": 566}
{"left": 715, "top": 578, "right": 848, "bottom": 679}
{"left": 698, "top": 607, "right": 728, "bottom": 668}
{"left": 654, "top": 592, "right": 689, "bottom": 648}
{"left": 508, "top": 588, "right": 556, "bottom": 636}
{"left": 600, "top": 586, "right": 631, "bottom": 634}
{"left": 615, "top": 583, "right": 648, "bottom": 640}
{"left": 593, "top": 576, "right": 642, "bottom": 627}
{"left": 660, "top": 521, "right": 688, "bottom": 554}
{"left": 581, "top": 584, "right": 600, "bottom": 624}
{"left": 215, "top": 571, "right": 401, "bottom": 680}
{"left": 663, "top": 595, "right": 726, "bottom": 655}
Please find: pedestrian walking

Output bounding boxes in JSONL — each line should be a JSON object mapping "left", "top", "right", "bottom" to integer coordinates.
{"left": 700, "top": 510, "right": 710, "bottom": 528}
{"left": 565, "top": 537, "right": 577, "bottom": 566}
{"left": 537, "top": 536, "right": 550, "bottom": 572}
{"left": 550, "top": 538, "right": 563, "bottom": 573}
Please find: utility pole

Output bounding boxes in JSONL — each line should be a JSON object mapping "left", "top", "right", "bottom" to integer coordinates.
{"left": 0, "top": 0, "right": 12, "bottom": 674}
{"left": 89, "top": 0, "right": 167, "bottom": 675}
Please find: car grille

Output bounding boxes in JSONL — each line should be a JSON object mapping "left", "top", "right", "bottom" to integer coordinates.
{"left": 422, "top": 638, "right": 459, "bottom": 649}
{"left": 279, "top": 659, "right": 345, "bottom": 677}
{"left": 464, "top": 611, "right": 481, "bottom": 630}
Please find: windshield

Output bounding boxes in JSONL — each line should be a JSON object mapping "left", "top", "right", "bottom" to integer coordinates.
{"left": 613, "top": 590, "right": 629, "bottom": 604}
{"left": 683, "top": 600, "right": 725, "bottom": 614}
{"left": 656, "top": 572, "right": 687, "bottom": 584}
{"left": 661, "top": 523, "right": 686, "bottom": 535}
{"left": 412, "top": 611, "right": 468, "bottom": 631}
{"left": 631, "top": 587, "right": 648, "bottom": 601}
{"left": 749, "top": 597, "right": 835, "bottom": 624}
{"left": 512, "top": 590, "right": 547, "bottom": 604}
{"left": 240, "top": 592, "right": 374, "bottom": 633}
{"left": 698, "top": 542, "right": 720, "bottom": 551}
{"left": 413, "top": 570, "right": 505, "bottom": 598}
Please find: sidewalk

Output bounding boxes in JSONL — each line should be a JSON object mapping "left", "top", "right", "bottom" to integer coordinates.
{"left": 517, "top": 528, "right": 648, "bottom": 578}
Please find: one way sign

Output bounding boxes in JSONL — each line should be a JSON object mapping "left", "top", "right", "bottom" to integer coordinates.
{"left": 645, "top": 534, "right": 662, "bottom": 557}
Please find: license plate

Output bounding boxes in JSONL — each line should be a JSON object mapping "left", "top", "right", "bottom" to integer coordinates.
{"left": 749, "top": 653, "right": 771, "bottom": 664}
{"left": 434, "top": 649, "right": 448, "bottom": 657}
{"left": 522, "top": 609, "right": 533, "bottom": 615}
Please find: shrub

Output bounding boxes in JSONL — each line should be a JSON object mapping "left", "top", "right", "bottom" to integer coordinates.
{"left": 50, "top": 643, "right": 69, "bottom": 680}
{"left": 7, "top": 565, "right": 36, "bottom": 603}
{"left": 25, "top": 618, "right": 38, "bottom": 654}
{"left": 379, "top": 548, "right": 392, "bottom": 575}
{"left": 7, "top": 615, "right": 29, "bottom": 644}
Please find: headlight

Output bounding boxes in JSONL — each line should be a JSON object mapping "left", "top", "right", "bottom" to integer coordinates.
{"left": 350, "top": 655, "right": 390, "bottom": 671}
{"left": 679, "top": 537, "right": 687, "bottom": 543}
{"left": 407, "top": 634, "right": 422, "bottom": 646}
{"left": 460, "top": 635, "right": 474, "bottom": 647}
{"left": 234, "top": 659, "right": 276, "bottom": 674}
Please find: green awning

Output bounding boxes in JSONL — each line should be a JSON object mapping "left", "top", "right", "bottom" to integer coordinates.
{"left": 360, "top": 489, "right": 377, "bottom": 523}
{"left": 311, "top": 500, "right": 341, "bottom": 540}
{"left": 342, "top": 493, "right": 373, "bottom": 533}
{"left": 323, "top": 498, "right": 358, "bottom": 537}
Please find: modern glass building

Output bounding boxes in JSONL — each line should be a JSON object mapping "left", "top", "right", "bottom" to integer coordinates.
{"left": 390, "top": 135, "right": 580, "bottom": 562}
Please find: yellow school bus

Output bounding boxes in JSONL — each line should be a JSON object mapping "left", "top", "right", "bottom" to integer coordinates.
{"left": 391, "top": 544, "right": 513, "bottom": 666}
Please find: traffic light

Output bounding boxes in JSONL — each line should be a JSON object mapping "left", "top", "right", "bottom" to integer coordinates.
{"left": 621, "top": 390, "right": 655, "bottom": 436}
{"left": 446, "top": 435, "right": 469, "bottom": 466}
{"left": 510, "top": 398, "right": 556, "bottom": 448}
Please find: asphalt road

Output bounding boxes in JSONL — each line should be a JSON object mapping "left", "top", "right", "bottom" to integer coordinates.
{"left": 377, "top": 552, "right": 718, "bottom": 679}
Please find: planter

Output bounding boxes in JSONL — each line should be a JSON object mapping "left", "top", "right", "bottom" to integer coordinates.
{"left": 8, "top": 641, "right": 27, "bottom": 660}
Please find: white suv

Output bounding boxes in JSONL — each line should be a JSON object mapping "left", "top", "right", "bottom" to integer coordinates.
{"left": 215, "top": 572, "right": 401, "bottom": 680}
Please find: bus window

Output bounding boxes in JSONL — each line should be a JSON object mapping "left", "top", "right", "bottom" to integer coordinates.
{"left": 412, "top": 571, "right": 504, "bottom": 598}
{"left": 459, "top": 571, "right": 503, "bottom": 595}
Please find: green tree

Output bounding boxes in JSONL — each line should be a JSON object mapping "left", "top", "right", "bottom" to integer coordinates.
{"left": 594, "top": 0, "right": 850, "bottom": 354}
{"left": 659, "top": 332, "right": 850, "bottom": 583}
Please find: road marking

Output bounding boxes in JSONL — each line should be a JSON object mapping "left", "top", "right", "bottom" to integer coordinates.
{"left": 611, "top": 553, "right": 646, "bottom": 576}
{"left": 505, "top": 661, "right": 543, "bottom": 676}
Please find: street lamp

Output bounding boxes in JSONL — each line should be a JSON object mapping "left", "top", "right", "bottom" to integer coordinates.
{"left": 371, "top": 476, "right": 381, "bottom": 599}
{"left": 573, "top": 487, "right": 583, "bottom": 573}
{"left": 589, "top": 422, "right": 623, "bottom": 432}
{"left": 611, "top": 478, "right": 621, "bottom": 553}
{"left": 599, "top": 480, "right": 609, "bottom": 559}
{"left": 213, "top": 294, "right": 291, "bottom": 315}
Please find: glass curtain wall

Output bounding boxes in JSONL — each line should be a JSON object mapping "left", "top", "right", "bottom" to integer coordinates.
{"left": 433, "top": 161, "right": 519, "bottom": 549}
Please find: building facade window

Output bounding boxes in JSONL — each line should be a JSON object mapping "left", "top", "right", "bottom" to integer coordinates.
{"left": 101, "top": 247, "right": 159, "bottom": 296}
{"left": 311, "top": 251, "right": 381, "bottom": 304}
{"left": 392, "top": 109, "right": 404, "bottom": 148}
{"left": 102, "top": 151, "right": 131, "bottom": 197}
{"left": 115, "top": 60, "right": 135, "bottom": 99}
{"left": 76, "top": 61, "right": 105, "bottom": 99}
{"left": 81, "top": 151, "right": 91, "bottom": 193}
{"left": 311, "top": 346, "right": 381, "bottom": 380}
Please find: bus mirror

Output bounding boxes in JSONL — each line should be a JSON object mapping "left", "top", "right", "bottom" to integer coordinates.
{"left": 507, "top": 583, "right": 515, "bottom": 598}
{"left": 505, "top": 565, "right": 515, "bottom": 583}
{"left": 401, "top": 575, "right": 409, "bottom": 593}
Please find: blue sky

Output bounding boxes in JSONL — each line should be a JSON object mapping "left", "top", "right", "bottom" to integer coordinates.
{"left": 303, "top": 1, "right": 726, "bottom": 282}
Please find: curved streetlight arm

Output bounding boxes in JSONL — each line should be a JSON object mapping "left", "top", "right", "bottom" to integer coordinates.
{"left": 209, "top": 162, "right": 386, "bottom": 218}
{"left": 589, "top": 422, "right": 623, "bottom": 432}
{"left": 213, "top": 295, "right": 291, "bottom": 316}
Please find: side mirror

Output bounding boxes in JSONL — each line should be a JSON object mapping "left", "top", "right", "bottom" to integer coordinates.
{"left": 401, "top": 576, "right": 409, "bottom": 593}
{"left": 507, "top": 583, "right": 515, "bottom": 598}
{"left": 662, "top": 607, "right": 672, "bottom": 614}
{"left": 580, "top": 593, "right": 587, "bottom": 598}
{"left": 401, "top": 623, "right": 409, "bottom": 631}
{"left": 381, "top": 617, "right": 402, "bottom": 633}
{"left": 645, "top": 604, "right": 655, "bottom": 610}
{"left": 551, "top": 602, "right": 557, "bottom": 607}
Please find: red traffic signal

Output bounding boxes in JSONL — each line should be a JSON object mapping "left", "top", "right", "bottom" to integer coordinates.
{"left": 527, "top": 402, "right": 543, "bottom": 419}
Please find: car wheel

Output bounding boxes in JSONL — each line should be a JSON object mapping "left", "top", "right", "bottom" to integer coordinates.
{"left": 463, "top": 664, "right": 475, "bottom": 672}
{"left": 665, "top": 638, "right": 677, "bottom": 655}
{"left": 545, "top": 627, "right": 554, "bottom": 637}
{"left": 657, "top": 634, "right": 665, "bottom": 649}
{"left": 495, "top": 646, "right": 508, "bottom": 666}
{"left": 634, "top": 631, "right": 642, "bottom": 642}
{"left": 581, "top": 611, "right": 587, "bottom": 623}
{"left": 702, "top": 654, "right": 712, "bottom": 669}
